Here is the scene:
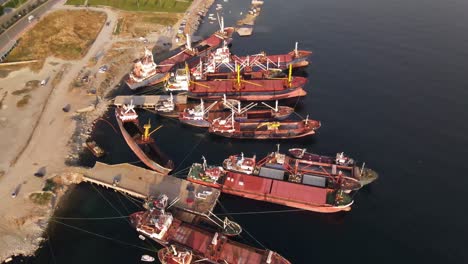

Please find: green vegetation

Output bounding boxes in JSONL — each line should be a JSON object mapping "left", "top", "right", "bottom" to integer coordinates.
{"left": 29, "top": 192, "right": 54, "bottom": 206}
{"left": 113, "top": 18, "right": 123, "bottom": 35}
{"left": 143, "top": 15, "right": 178, "bottom": 26}
{"left": 65, "top": 0, "right": 85, "bottom": 5}
{"left": 4, "top": 0, "right": 28, "bottom": 9}
{"left": 16, "top": 94, "right": 30, "bottom": 107}
{"left": 42, "top": 179, "right": 58, "bottom": 192}
{"left": 83, "top": 0, "right": 192, "bottom": 12}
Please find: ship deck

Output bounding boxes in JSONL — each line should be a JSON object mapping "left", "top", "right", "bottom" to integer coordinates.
{"left": 80, "top": 162, "right": 220, "bottom": 221}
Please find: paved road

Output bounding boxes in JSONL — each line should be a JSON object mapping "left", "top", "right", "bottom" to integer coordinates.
{"left": 0, "top": 0, "right": 61, "bottom": 53}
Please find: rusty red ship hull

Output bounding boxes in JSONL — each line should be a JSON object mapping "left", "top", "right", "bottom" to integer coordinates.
{"left": 130, "top": 211, "right": 290, "bottom": 264}
{"left": 222, "top": 171, "right": 352, "bottom": 213}
{"left": 187, "top": 76, "right": 307, "bottom": 101}
{"left": 115, "top": 109, "right": 173, "bottom": 174}
{"left": 127, "top": 27, "right": 235, "bottom": 90}
{"left": 208, "top": 119, "right": 321, "bottom": 139}
{"left": 179, "top": 106, "right": 294, "bottom": 128}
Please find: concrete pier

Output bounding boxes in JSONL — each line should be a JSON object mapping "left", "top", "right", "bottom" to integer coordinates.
{"left": 113, "top": 95, "right": 187, "bottom": 108}
{"left": 79, "top": 162, "right": 220, "bottom": 221}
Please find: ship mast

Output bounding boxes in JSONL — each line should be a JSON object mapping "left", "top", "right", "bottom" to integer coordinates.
{"left": 295, "top": 41, "right": 299, "bottom": 57}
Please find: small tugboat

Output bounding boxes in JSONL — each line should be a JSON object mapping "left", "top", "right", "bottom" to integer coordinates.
{"left": 187, "top": 156, "right": 224, "bottom": 188}
{"left": 288, "top": 148, "right": 379, "bottom": 185}
{"left": 154, "top": 93, "right": 175, "bottom": 113}
{"left": 141, "top": 255, "right": 155, "bottom": 262}
{"left": 130, "top": 195, "right": 291, "bottom": 264}
{"left": 178, "top": 99, "right": 220, "bottom": 128}
{"left": 157, "top": 245, "right": 194, "bottom": 264}
{"left": 115, "top": 102, "right": 174, "bottom": 174}
{"left": 85, "top": 140, "right": 105, "bottom": 158}
{"left": 208, "top": 113, "right": 320, "bottom": 139}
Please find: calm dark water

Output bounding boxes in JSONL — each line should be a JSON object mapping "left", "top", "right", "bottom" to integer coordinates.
{"left": 15, "top": 0, "right": 468, "bottom": 263}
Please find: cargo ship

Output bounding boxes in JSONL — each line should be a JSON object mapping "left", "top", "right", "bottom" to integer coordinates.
{"left": 126, "top": 25, "right": 235, "bottom": 90}
{"left": 206, "top": 41, "right": 312, "bottom": 72}
{"left": 115, "top": 102, "right": 173, "bottom": 174}
{"left": 208, "top": 114, "right": 320, "bottom": 139}
{"left": 288, "top": 148, "right": 378, "bottom": 186}
{"left": 130, "top": 195, "right": 290, "bottom": 264}
{"left": 179, "top": 99, "right": 294, "bottom": 128}
{"left": 187, "top": 150, "right": 355, "bottom": 213}
{"left": 166, "top": 62, "right": 307, "bottom": 101}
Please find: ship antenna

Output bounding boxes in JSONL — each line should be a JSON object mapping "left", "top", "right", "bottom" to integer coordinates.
{"left": 171, "top": 245, "right": 177, "bottom": 255}
{"left": 202, "top": 156, "right": 207, "bottom": 170}
{"left": 231, "top": 108, "right": 234, "bottom": 128}
{"left": 276, "top": 144, "right": 280, "bottom": 154}
{"left": 360, "top": 162, "right": 366, "bottom": 175}
{"left": 305, "top": 114, "right": 309, "bottom": 124}
{"left": 295, "top": 41, "right": 299, "bottom": 57}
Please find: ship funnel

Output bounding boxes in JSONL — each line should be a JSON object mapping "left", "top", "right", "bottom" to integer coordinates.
{"left": 186, "top": 34, "right": 192, "bottom": 50}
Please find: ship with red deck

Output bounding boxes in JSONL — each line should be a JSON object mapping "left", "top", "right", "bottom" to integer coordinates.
{"left": 179, "top": 98, "right": 294, "bottom": 128}
{"left": 187, "top": 148, "right": 355, "bottom": 213}
{"left": 288, "top": 148, "right": 379, "bottom": 186}
{"left": 165, "top": 58, "right": 307, "bottom": 101}
{"left": 208, "top": 112, "right": 320, "bottom": 140}
{"left": 196, "top": 41, "right": 311, "bottom": 74}
{"left": 130, "top": 195, "right": 290, "bottom": 264}
{"left": 115, "top": 102, "right": 173, "bottom": 174}
{"left": 126, "top": 25, "right": 235, "bottom": 90}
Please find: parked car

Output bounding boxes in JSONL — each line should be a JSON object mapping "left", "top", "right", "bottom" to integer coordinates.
{"left": 98, "top": 65, "right": 108, "bottom": 73}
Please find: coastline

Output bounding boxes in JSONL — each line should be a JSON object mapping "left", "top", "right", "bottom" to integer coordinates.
{"left": 0, "top": 0, "right": 217, "bottom": 262}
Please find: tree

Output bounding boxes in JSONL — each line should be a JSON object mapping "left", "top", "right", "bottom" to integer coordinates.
{"left": 0, "top": 5, "right": 5, "bottom": 16}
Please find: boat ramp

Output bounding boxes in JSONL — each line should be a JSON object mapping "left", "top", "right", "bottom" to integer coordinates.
{"left": 113, "top": 95, "right": 187, "bottom": 109}
{"left": 79, "top": 162, "right": 220, "bottom": 223}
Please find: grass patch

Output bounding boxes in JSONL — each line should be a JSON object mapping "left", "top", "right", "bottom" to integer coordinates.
{"left": 29, "top": 192, "right": 53, "bottom": 206}
{"left": 16, "top": 94, "right": 31, "bottom": 107}
{"left": 142, "top": 15, "right": 178, "bottom": 26}
{"left": 85, "top": 0, "right": 191, "bottom": 12}
{"left": 65, "top": 0, "right": 85, "bottom": 5}
{"left": 6, "top": 10, "right": 106, "bottom": 62}
{"left": 118, "top": 12, "right": 181, "bottom": 37}
{"left": 113, "top": 18, "right": 123, "bottom": 35}
{"left": 4, "top": 0, "right": 28, "bottom": 8}
{"left": 42, "top": 179, "right": 58, "bottom": 192}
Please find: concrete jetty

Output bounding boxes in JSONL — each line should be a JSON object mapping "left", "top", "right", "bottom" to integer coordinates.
{"left": 113, "top": 95, "right": 187, "bottom": 108}
{"left": 79, "top": 162, "right": 220, "bottom": 222}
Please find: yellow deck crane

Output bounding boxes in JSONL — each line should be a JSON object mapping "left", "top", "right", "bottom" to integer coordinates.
{"left": 142, "top": 119, "right": 163, "bottom": 142}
